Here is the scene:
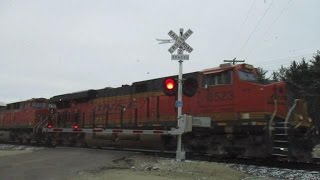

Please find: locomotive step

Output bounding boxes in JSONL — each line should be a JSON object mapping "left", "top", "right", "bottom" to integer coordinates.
{"left": 271, "top": 153, "right": 288, "bottom": 157}
{"left": 274, "top": 133, "right": 288, "bottom": 136}
{"left": 273, "top": 137, "right": 289, "bottom": 141}
{"left": 273, "top": 140, "right": 289, "bottom": 143}
{"left": 273, "top": 147, "right": 288, "bottom": 151}
{"left": 274, "top": 129, "right": 287, "bottom": 133}
{"left": 272, "top": 149, "right": 289, "bottom": 155}
{"left": 274, "top": 127, "right": 289, "bottom": 129}
{"left": 274, "top": 121, "right": 289, "bottom": 123}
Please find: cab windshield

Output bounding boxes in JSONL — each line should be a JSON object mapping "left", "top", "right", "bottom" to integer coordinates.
{"left": 238, "top": 70, "right": 259, "bottom": 83}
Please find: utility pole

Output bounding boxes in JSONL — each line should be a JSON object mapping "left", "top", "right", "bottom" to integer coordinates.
{"left": 224, "top": 58, "right": 245, "bottom": 65}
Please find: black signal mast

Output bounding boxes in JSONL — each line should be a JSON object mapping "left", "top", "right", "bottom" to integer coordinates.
{"left": 224, "top": 58, "right": 245, "bottom": 65}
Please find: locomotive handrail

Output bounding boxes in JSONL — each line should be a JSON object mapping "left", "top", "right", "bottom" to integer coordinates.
{"left": 33, "top": 116, "right": 49, "bottom": 134}
{"left": 269, "top": 99, "right": 278, "bottom": 137}
{"left": 285, "top": 99, "right": 304, "bottom": 134}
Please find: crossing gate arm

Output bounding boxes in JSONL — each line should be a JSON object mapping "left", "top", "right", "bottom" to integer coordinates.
{"left": 42, "top": 128, "right": 171, "bottom": 135}
{"left": 42, "top": 115, "right": 211, "bottom": 135}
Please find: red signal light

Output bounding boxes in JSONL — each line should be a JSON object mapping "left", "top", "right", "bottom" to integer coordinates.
{"left": 163, "top": 77, "right": 177, "bottom": 96}
{"left": 165, "top": 79, "right": 175, "bottom": 90}
{"left": 47, "top": 123, "right": 53, "bottom": 129}
{"left": 72, "top": 124, "right": 79, "bottom": 129}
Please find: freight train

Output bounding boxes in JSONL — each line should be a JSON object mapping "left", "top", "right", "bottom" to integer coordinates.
{"left": 0, "top": 63, "right": 317, "bottom": 162}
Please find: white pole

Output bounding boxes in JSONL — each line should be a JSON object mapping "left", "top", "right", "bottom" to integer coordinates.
{"left": 176, "top": 28, "right": 186, "bottom": 162}
{"left": 176, "top": 57, "right": 185, "bottom": 162}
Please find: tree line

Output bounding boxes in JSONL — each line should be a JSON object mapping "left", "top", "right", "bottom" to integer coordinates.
{"left": 257, "top": 50, "right": 320, "bottom": 127}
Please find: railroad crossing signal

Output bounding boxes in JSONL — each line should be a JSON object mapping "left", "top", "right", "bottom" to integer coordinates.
{"left": 168, "top": 29, "right": 193, "bottom": 54}
{"left": 157, "top": 28, "right": 194, "bottom": 162}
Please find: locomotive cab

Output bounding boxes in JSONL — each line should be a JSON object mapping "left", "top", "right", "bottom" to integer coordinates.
{"left": 198, "top": 63, "right": 270, "bottom": 122}
{"left": 194, "top": 63, "right": 315, "bottom": 161}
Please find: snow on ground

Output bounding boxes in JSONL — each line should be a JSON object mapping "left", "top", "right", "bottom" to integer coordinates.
{"left": 72, "top": 155, "right": 248, "bottom": 180}
{"left": 227, "top": 164, "right": 320, "bottom": 180}
{"left": 73, "top": 155, "right": 320, "bottom": 180}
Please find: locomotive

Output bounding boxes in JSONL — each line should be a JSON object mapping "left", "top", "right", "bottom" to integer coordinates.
{"left": 0, "top": 98, "right": 55, "bottom": 143}
{"left": 0, "top": 63, "right": 317, "bottom": 162}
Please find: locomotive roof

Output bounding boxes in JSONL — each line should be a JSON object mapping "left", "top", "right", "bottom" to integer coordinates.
{"left": 5, "top": 98, "right": 47, "bottom": 105}
{"left": 48, "top": 63, "right": 254, "bottom": 101}
{"left": 5, "top": 63, "right": 254, "bottom": 105}
{"left": 202, "top": 63, "right": 254, "bottom": 74}
{"left": 4, "top": 98, "right": 48, "bottom": 110}
{"left": 96, "top": 71, "right": 199, "bottom": 98}
{"left": 50, "top": 71, "right": 199, "bottom": 101}
{"left": 50, "top": 90, "right": 97, "bottom": 103}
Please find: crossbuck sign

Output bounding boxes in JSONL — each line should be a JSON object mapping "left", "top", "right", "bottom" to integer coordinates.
{"left": 168, "top": 29, "right": 193, "bottom": 60}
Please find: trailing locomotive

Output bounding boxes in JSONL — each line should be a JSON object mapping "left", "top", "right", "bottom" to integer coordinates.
{"left": 0, "top": 63, "right": 317, "bottom": 162}
{"left": 0, "top": 98, "right": 55, "bottom": 143}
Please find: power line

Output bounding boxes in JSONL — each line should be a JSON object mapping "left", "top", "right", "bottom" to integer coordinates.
{"left": 256, "top": 53, "right": 315, "bottom": 65}
{"left": 242, "top": 0, "right": 257, "bottom": 25}
{"left": 257, "top": 58, "right": 313, "bottom": 69}
{"left": 238, "top": 0, "right": 276, "bottom": 55}
{"left": 254, "top": 53, "right": 316, "bottom": 71}
{"left": 245, "top": 0, "right": 294, "bottom": 58}
{"left": 261, "top": 0, "right": 294, "bottom": 39}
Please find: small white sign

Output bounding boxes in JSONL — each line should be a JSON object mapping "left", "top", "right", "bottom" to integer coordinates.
{"left": 172, "top": 54, "right": 189, "bottom": 60}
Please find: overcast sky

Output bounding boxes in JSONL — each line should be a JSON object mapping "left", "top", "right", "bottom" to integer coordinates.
{"left": 0, "top": 0, "right": 319, "bottom": 103}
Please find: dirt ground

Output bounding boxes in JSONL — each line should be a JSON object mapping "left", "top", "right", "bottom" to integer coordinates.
{"left": 0, "top": 144, "right": 41, "bottom": 157}
{"left": 0, "top": 149, "right": 33, "bottom": 157}
{"left": 72, "top": 155, "right": 248, "bottom": 180}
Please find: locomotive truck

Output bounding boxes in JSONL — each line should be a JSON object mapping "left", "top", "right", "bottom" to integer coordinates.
{"left": 0, "top": 63, "right": 317, "bottom": 162}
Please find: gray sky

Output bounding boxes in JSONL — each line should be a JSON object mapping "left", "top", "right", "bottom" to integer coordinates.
{"left": 0, "top": 0, "right": 319, "bottom": 103}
